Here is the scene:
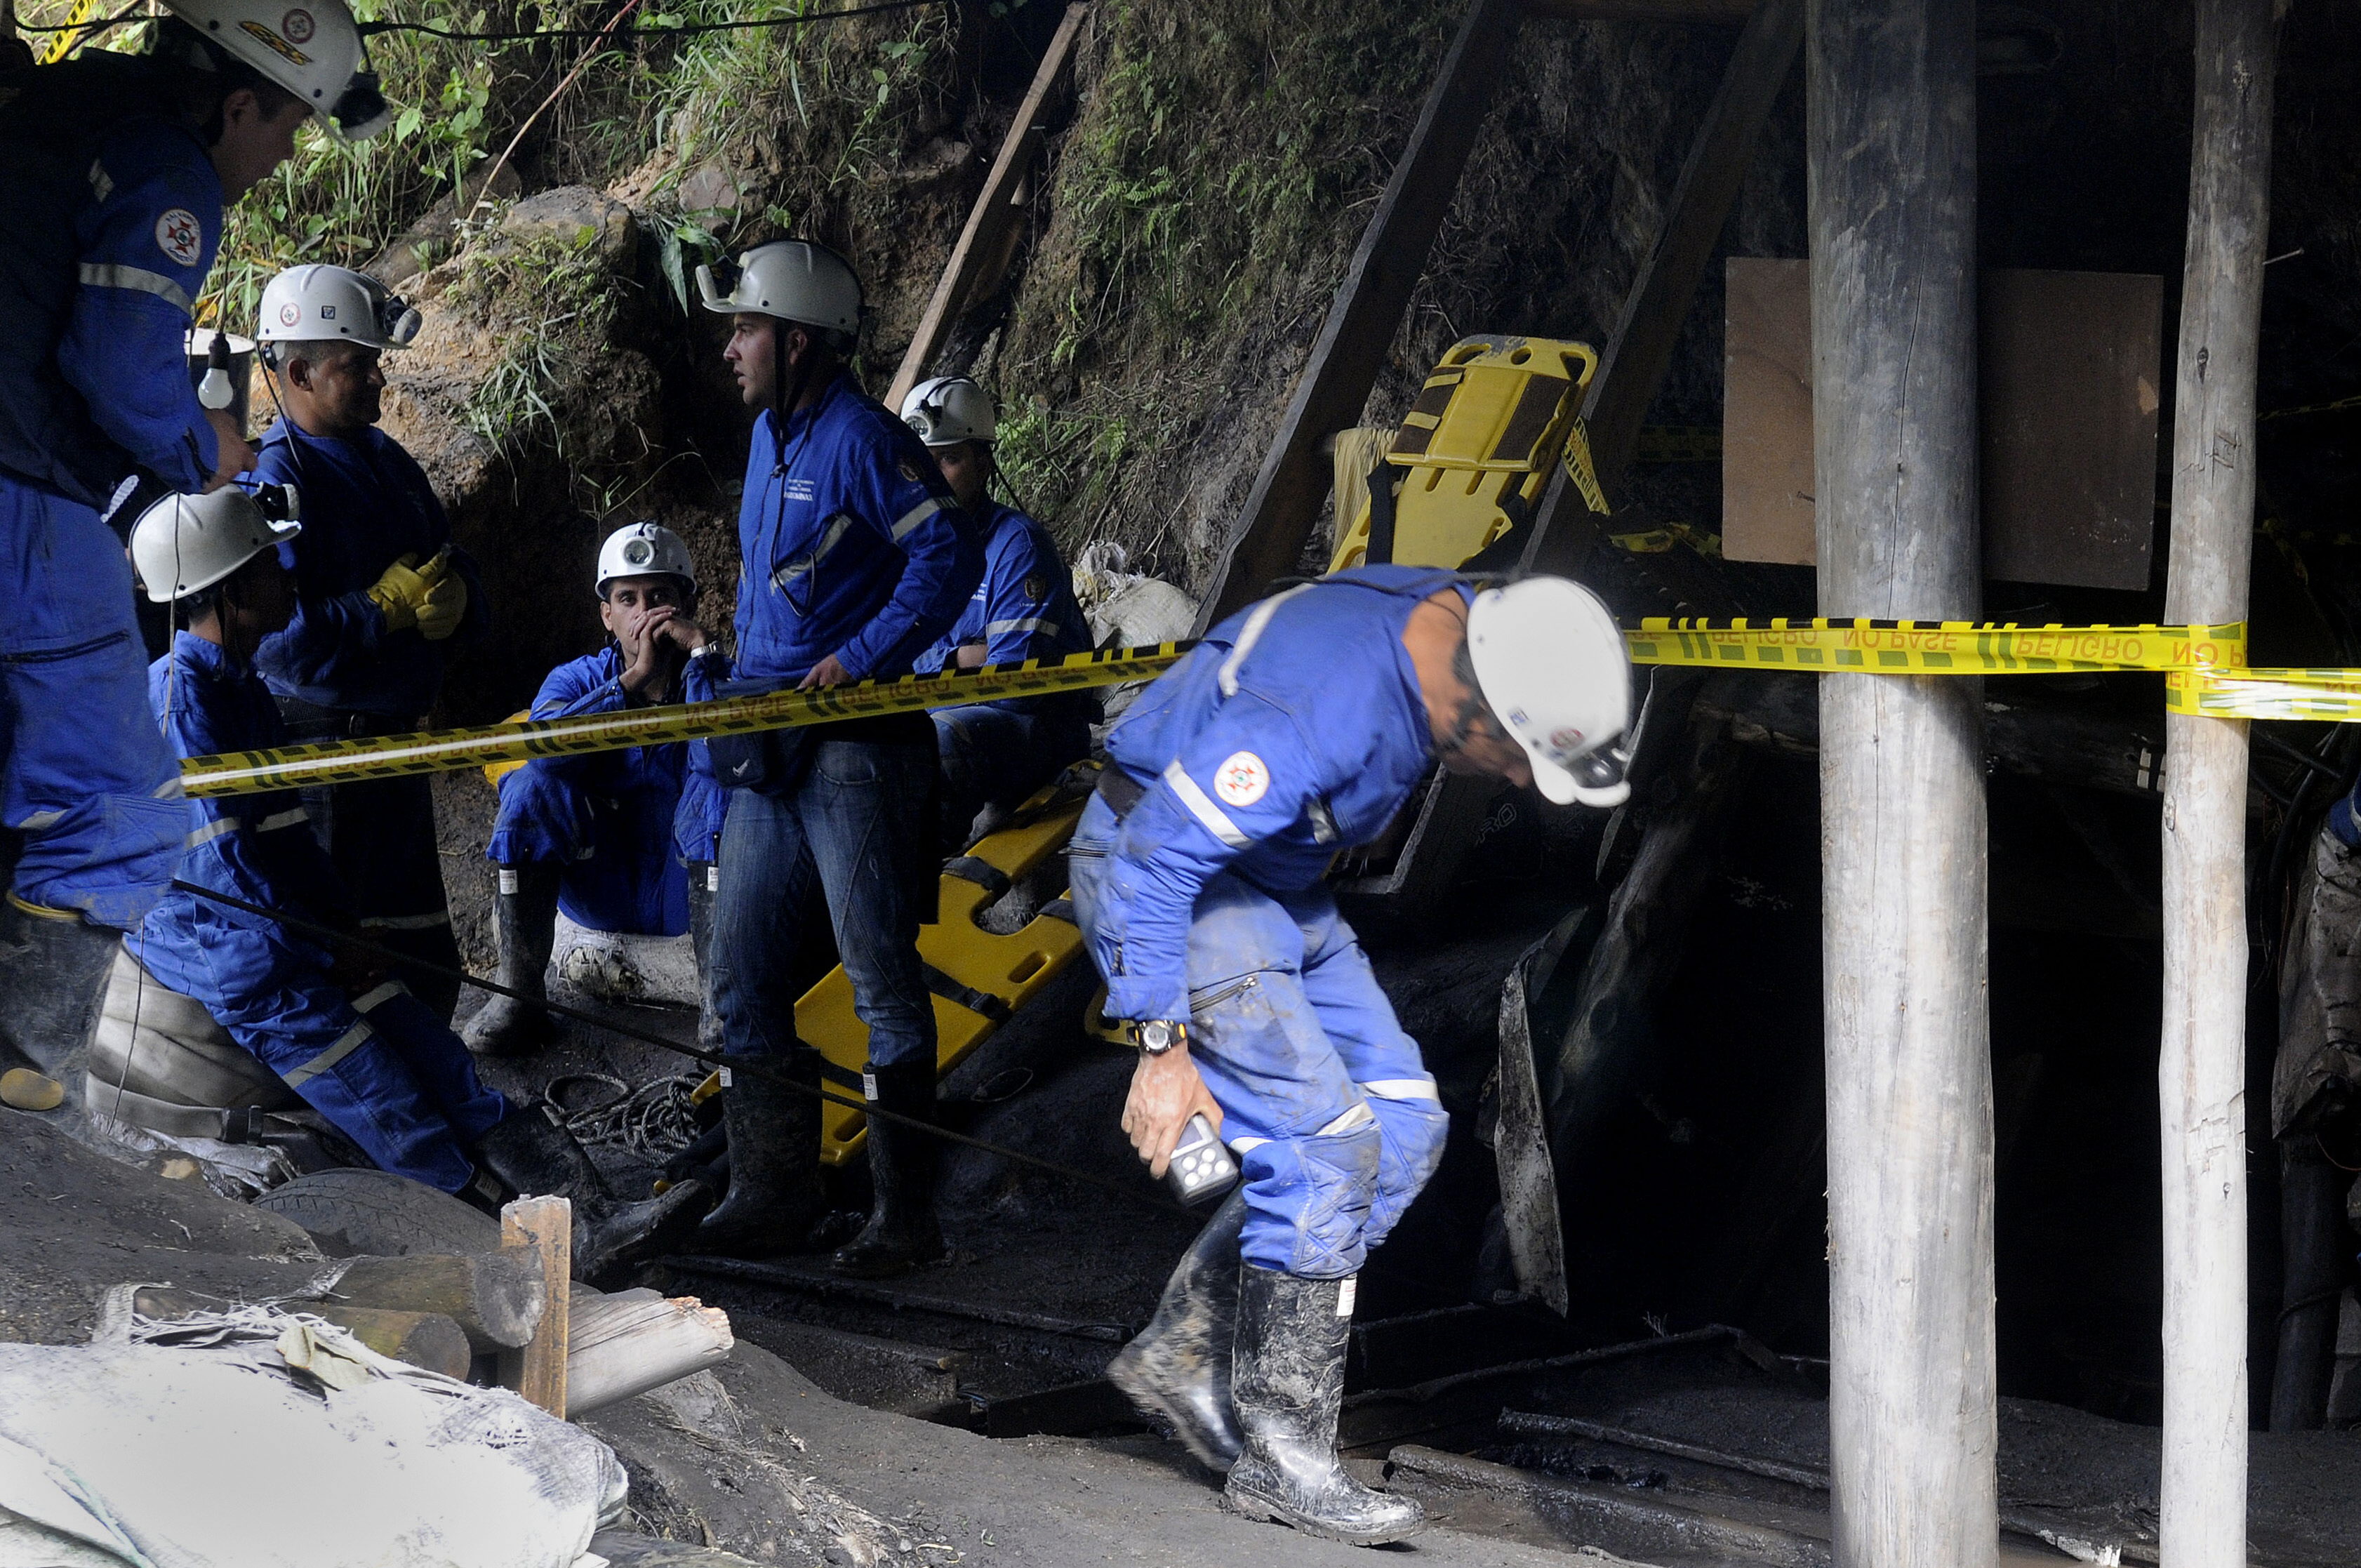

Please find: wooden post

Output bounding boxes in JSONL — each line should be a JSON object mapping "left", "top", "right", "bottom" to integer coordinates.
{"left": 1191, "top": 0, "right": 1523, "bottom": 632}
{"left": 1807, "top": 4, "right": 1995, "bottom": 1567}
{"left": 500, "top": 1197, "right": 572, "bottom": 1418}
{"left": 2159, "top": 0, "right": 2275, "bottom": 1557}
{"left": 886, "top": 3, "right": 1087, "bottom": 411}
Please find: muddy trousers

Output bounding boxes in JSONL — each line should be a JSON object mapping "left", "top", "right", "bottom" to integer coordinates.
{"left": 1068, "top": 840, "right": 1448, "bottom": 1278}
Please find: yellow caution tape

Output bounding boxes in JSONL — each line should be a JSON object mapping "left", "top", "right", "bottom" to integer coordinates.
{"left": 1626, "top": 618, "right": 2247, "bottom": 676}
{"left": 1563, "top": 419, "right": 1613, "bottom": 517}
{"left": 36, "top": 0, "right": 105, "bottom": 63}
{"left": 182, "top": 644, "right": 1190, "bottom": 798}
{"left": 2167, "top": 667, "right": 2361, "bottom": 722}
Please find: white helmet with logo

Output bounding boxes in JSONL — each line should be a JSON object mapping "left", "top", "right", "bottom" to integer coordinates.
{"left": 161, "top": 0, "right": 392, "bottom": 140}
{"left": 1465, "top": 575, "right": 1633, "bottom": 808}
{"left": 900, "top": 376, "right": 996, "bottom": 447}
{"left": 695, "top": 241, "right": 863, "bottom": 338}
{"left": 596, "top": 521, "right": 696, "bottom": 598}
{"left": 255, "top": 264, "right": 419, "bottom": 357}
{"left": 131, "top": 485, "right": 302, "bottom": 604}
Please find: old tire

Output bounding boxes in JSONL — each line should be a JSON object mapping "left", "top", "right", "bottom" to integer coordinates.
{"left": 253, "top": 1168, "right": 502, "bottom": 1257}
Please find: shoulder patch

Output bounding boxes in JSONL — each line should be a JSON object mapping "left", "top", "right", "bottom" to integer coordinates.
{"left": 154, "top": 208, "right": 204, "bottom": 268}
{"left": 281, "top": 8, "right": 316, "bottom": 44}
{"left": 1214, "top": 751, "right": 1270, "bottom": 809}
{"left": 898, "top": 457, "right": 924, "bottom": 484}
{"left": 1023, "top": 574, "right": 1047, "bottom": 602}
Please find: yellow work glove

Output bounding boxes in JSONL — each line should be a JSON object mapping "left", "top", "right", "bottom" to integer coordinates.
{"left": 366, "top": 551, "right": 446, "bottom": 634}
{"left": 415, "top": 570, "right": 469, "bottom": 642}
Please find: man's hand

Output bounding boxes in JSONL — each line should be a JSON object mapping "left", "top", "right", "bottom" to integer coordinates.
{"left": 653, "top": 612, "right": 710, "bottom": 654}
{"left": 202, "top": 408, "right": 254, "bottom": 491}
{"left": 620, "top": 605, "right": 681, "bottom": 696}
{"left": 325, "top": 928, "right": 390, "bottom": 997}
{"left": 1120, "top": 1045, "right": 1224, "bottom": 1179}
{"left": 798, "top": 653, "right": 853, "bottom": 689}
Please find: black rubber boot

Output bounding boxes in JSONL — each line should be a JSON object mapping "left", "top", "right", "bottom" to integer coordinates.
{"left": 830, "top": 1058, "right": 947, "bottom": 1278}
{"left": 1225, "top": 1265, "right": 1424, "bottom": 1546}
{"left": 685, "top": 863, "right": 725, "bottom": 1058}
{"left": 462, "top": 864, "right": 561, "bottom": 1058}
{"left": 0, "top": 898, "right": 119, "bottom": 1082}
{"left": 696, "top": 1054, "right": 827, "bottom": 1257}
{"left": 472, "top": 1107, "right": 712, "bottom": 1278}
{"left": 1108, "top": 1186, "right": 1248, "bottom": 1470}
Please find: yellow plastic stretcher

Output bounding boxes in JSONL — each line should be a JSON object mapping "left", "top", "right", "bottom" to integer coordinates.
{"left": 1329, "top": 335, "right": 1600, "bottom": 573}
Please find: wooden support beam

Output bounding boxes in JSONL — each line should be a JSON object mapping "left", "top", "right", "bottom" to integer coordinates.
{"left": 2157, "top": 0, "right": 2274, "bottom": 1557}
{"left": 1520, "top": 0, "right": 1800, "bottom": 575}
{"left": 328, "top": 1249, "right": 546, "bottom": 1353}
{"left": 1807, "top": 3, "right": 1995, "bottom": 1566}
{"left": 1192, "top": 0, "right": 1524, "bottom": 632}
{"left": 886, "top": 3, "right": 1086, "bottom": 411}
{"left": 500, "top": 1197, "right": 572, "bottom": 1418}
{"left": 1524, "top": 0, "right": 1755, "bottom": 22}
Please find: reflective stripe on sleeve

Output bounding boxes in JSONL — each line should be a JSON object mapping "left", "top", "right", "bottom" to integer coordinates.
{"left": 890, "top": 496, "right": 943, "bottom": 541}
{"left": 351, "top": 980, "right": 411, "bottom": 1013}
{"left": 1360, "top": 1078, "right": 1441, "bottom": 1102}
{"left": 773, "top": 514, "right": 853, "bottom": 591}
{"left": 1314, "top": 1101, "right": 1376, "bottom": 1137}
{"left": 87, "top": 159, "right": 113, "bottom": 202}
{"left": 185, "top": 816, "right": 240, "bottom": 848}
{"left": 78, "top": 262, "right": 194, "bottom": 317}
{"left": 1217, "top": 585, "right": 1312, "bottom": 698}
{"left": 281, "top": 1018, "right": 373, "bottom": 1087}
{"left": 985, "top": 617, "right": 1055, "bottom": 637}
{"left": 1162, "top": 760, "right": 1249, "bottom": 849}
{"left": 257, "top": 808, "right": 309, "bottom": 832}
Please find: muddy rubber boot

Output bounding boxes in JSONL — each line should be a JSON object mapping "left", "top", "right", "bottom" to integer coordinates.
{"left": 830, "top": 1058, "right": 947, "bottom": 1278}
{"left": 0, "top": 898, "right": 119, "bottom": 1081}
{"left": 462, "top": 864, "right": 562, "bottom": 1058}
{"left": 472, "top": 1107, "right": 712, "bottom": 1277}
{"left": 685, "top": 862, "right": 726, "bottom": 1058}
{"left": 696, "top": 1054, "right": 827, "bottom": 1257}
{"left": 1225, "top": 1265, "right": 1424, "bottom": 1546}
{"left": 1108, "top": 1187, "right": 1248, "bottom": 1470}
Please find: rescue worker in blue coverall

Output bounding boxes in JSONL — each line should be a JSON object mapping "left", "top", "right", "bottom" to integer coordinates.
{"left": 0, "top": 1, "right": 387, "bottom": 1079}
{"left": 1078, "top": 567, "right": 1635, "bottom": 1545}
{"left": 684, "top": 241, "right": 983, "bottom": 1275}
{"left": 126, "top": 486, "right": 707, "bottom": 1276}
{"left": 463, "top": 521, "right": 727, "bottom": 1058}
{"left": 248, "top": 263, "right": 486, "bottom": 1024}
{"left": 898, "top": 376, "right": 1093, "bottom": 849}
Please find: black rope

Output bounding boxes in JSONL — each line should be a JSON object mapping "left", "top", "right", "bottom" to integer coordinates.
{"left": 359, "top": 0, "right": 945, "bottom": 43}
{"left": 166, "top": 877, "right": 1193, "bottom": 1218}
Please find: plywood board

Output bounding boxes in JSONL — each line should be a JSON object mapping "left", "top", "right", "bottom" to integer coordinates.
{"left": 1722, "top": 258, "right": 2162, "bottom": 590}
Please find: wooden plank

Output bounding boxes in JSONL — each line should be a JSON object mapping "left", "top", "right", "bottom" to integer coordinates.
{"left": 1192, "top": 0, "right": 1526, "bottom": 632}
{"left": 500, "top": 1197, "right": 573, "bottom": 1418}
{"left": 1517, "top": 0, "right": 1802, "bottom": 576}
{"left": 328, "top": 1249, "right": 546, "bottom": 1353}
{"left": 886, "top": 2, "right": 1086, "bottom": 411}
{"left": 2156, "top": 0, "right": 2272, "bottom": 1560}
{"left": 1806, "top": 5, "right": 1996, "bottom": 1568}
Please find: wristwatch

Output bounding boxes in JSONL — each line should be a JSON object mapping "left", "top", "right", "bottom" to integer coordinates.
{"left": 1130, "top": 1019, "right": 1188, "bottom": 1056}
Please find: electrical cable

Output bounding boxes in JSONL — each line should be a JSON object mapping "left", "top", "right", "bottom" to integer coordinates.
{"left": 357, "top": 0, "right": 945, "bottom": 43}
{"left": 166, "top": 875, "right": 1198, "bottom": 1218}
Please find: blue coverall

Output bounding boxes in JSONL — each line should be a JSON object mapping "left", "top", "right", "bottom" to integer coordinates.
{"left": 1068, "top": 566, "right": 1462, "bottom": 1278}
{"left": 0, "top": 117, "right": 223, "bottom": 926}
{"left": 487, "top": 646, "right": 727, "bottom": 937}
{"left": 914, "top": 503, "right": 1094, "bottom": 840}
{"left": 692, "top": 371, "right": 982, "bottom": 1072}
{"left": 135, "top": 631, "right": 509, "bottom": 1192}
{"left": 249, "top": 418, "right": 487, "bottom": 1004}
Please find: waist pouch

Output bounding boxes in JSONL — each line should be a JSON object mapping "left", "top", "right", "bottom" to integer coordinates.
{"left": 707, "top": 677, "right": 934, "bottom": 796}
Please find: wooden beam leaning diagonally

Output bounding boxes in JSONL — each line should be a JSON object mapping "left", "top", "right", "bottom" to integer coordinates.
{"left": 887, "top": 3, "right": 1088, "bottom": 412}
{"left": 1519, "top": 0, "right": 1801, "bottom": 575}
{"left": 1524, "top": 0, "right": 1755, "bottom": 20}
{"left": 1190, "top": 0, "right": 1526, "bottom": 634}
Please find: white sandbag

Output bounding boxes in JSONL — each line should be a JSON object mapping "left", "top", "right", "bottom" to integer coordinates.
{"left": 0, "top": 1305, "right": 625, "bottom": 1568}
{"left": 551, "top": 912, "right": 700, "bottom": 1009}
{"left": 1070, "top": 542, "right": 1198, "bottom": 722}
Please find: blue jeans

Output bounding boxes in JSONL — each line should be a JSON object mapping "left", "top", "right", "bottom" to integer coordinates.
{"left": 1069, "top": 797, "right": 1448, "bottom": 1277}
{"left": 0, "top": 480, "right": 186, "bottom": 927}
{"left": 709, "top": 737, "right": 938, "bottom": 1070}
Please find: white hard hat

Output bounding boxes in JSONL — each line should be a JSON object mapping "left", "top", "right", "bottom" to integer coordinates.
{"left": 696, "top": 241, "right": 863, "bottom": 335}
{"left": 900, "top": 376, "right": 996, "bottom": 447}
{"left": 161, "top": 0, "right": 392, "bottom": 140}
{"left": 255, "top": 264, "right": 419, "bottom": 352}
{"left": 597, "top": 521, "right": 696, "bottom": 597}
{"left": 131, "top": 486, "right": 302, "bottom": 604}
{"left": 1465, "top": 576, "right": 1634, "bottom": 808}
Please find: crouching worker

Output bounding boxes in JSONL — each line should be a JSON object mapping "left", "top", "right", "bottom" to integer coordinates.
{"left": 122, "top": 488, "right": 707, "bottom": 1272}
{"left": 464, "top": 523, "right": 726, "bottom": 1056}
{"left": 899, "top": 378, "right": 1093, "bottom": 848}
{"left": 1074, "top": 568, "right": 1633, "bottom": 1545}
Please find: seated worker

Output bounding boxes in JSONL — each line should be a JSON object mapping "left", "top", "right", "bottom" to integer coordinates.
{"left": 900, "top": 377, "right": 1094, "bottom": 848}
{"left": 1072, "top": 568, "right": 1632, "bottom": 1544}
{"left": 248, "top": 263, "right": 484, "bottom": 1022}
{"left": 125, "top": 486, "right": 703, "bottom": 1273}
{"left": 463, "top": 522, "right": 727, "bottom": 1057}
